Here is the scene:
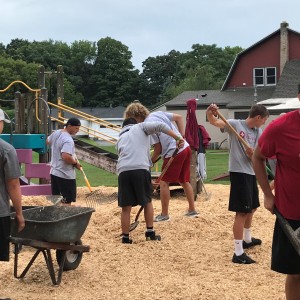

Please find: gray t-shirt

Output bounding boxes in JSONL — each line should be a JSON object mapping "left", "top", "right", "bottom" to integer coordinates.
{"left": 0, "top": 139, "right": 21, "bottom": 217}
{"left": 116, "top": 121, "right": 172, "bottom": 175}
{"left": 224, "top": 119, "right": 262, "bottom": 175}
{"left": 48, "top": 130, "right": 76, "bottom": 179}
{"left": 145, "top": 111, "right": 189, "bottom": 158}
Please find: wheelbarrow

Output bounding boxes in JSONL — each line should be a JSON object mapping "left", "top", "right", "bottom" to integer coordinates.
{"left": 10, "top": 206, "right": 95, "bottom": 285}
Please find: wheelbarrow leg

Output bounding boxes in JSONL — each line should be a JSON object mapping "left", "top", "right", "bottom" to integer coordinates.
{"left": 14, "top": 246, "right": 42, "bottom": 279}
{"left": 42, "top": 249, "right": 66, "bottom": 286}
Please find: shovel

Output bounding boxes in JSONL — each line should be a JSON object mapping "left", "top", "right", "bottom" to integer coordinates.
{"left": 129, "top": 148, "right": 179, "bottom": 232}
{"left": 273, "top": 207, "right": 300, "bottom": 256}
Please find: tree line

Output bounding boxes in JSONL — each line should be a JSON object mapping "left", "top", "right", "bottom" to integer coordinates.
{"left": 0, "top": 38, "right": 242, "bottom": 109}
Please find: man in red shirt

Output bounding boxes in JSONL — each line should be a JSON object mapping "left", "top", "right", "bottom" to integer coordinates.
{"left": 252, "top": 84, "right": 300, "bottom": 300}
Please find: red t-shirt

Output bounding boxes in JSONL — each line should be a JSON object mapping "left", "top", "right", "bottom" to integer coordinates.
{"left": 258, "top": 110, "right": 300, "bottom": 220}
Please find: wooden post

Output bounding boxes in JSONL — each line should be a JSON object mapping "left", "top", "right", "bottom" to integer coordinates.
{"left": 190, "top": 148, "right": 201, "bottom": 201}
{"left": 14, "top": 92, "right": 21, "bottom": 133}
{"left": 57, "top": 65, "right": 64, "bottom": 129}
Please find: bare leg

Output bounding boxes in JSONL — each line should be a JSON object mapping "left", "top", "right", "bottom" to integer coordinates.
{"left": 180, "top": 182, "right": 195, "bottom": 212}
{"left": 285, "top": 274, "right": 300, "bottom": 300}
{"left": 244, "top": 209, "right": 256, "bottom": 229}
{"left": 160, "top": 180, "right": 170, "bottom": 216}
{"left": 233, "top": 212, "right": 248, "bottom": 240}
{"left": 121, "top": 206, "right": 131, "bottom": 234}
{"left": 144, "top": 202, "right": 154, "bottom": 228}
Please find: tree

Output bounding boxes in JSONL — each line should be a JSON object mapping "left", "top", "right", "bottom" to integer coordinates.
{"left": 0, "top": 56, "right": 40, "bottom": 103}
{"left": 141, "top": 50, "right": 183, "bottom": 106}
{"left": 89, "top": 37, "right": 140, "bottom": 107}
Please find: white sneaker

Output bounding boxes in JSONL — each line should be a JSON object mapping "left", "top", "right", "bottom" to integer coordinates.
{"left": 154, "top": 214, "right": 170, "bottom": 222}
{"left": 184, "top": 211, "right": 199, "bottom": 218}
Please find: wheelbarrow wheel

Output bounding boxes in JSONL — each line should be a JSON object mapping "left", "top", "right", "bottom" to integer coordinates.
{"left": 56, "top": 240, "right": 83, "bottom": 271}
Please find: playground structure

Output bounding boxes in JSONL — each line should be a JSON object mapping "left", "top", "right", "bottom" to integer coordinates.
{"left": 0, "top": 65, "right": 120, "bottom": 196}
{"left": 0, "top": 65, "right": 201, "bottom": 198}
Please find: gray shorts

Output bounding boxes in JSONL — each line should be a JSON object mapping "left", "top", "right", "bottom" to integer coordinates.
{"left": 228, "top": 172, "right": 260, "bottom": 213}
{"left": 118, "top": 169, "right": 152, "bottom": 207}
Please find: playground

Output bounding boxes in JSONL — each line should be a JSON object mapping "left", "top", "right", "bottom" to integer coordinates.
{"left": 1, "top": 184, "right": 285, "bottom": 300}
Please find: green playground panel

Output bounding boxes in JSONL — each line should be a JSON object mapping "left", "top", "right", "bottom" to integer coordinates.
{"left": 0, "top": 134, "right": 47, "bottom": 154}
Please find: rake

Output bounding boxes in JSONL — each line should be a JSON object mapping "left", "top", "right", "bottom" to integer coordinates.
{"left": 75, "top": 155, "right": 117, "bottom": 207}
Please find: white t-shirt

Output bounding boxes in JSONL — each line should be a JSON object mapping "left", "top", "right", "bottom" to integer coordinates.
{"left": 145, "top": 111, "right": 189, "bottom": 158}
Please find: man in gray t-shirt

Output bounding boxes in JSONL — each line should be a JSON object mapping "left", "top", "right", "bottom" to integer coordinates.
{"left": 47, "top": 118, "right": 82, "bottom": 205}
{"left": 207, "top": 104, "right": 269, "bottom": 265}
{"left": 0, "top": 108, "right": 25, "bottom": 264}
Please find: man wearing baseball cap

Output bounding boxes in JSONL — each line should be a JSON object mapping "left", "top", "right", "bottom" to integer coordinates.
{"left": 47, "top": 117, "right": 82, "bottom": 205}
{"left": 0, "top": 108, "right": 25, "bottom": 300}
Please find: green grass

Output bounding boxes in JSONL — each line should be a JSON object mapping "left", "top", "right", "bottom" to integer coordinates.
{"left": 75, "top": 148, "right": 230, "bottom": 187}
{"left": 33, "top": 141, "right": 230, "bottom": 187}
{"left": 205, "top": 150, "right": 229, "bottom": 185}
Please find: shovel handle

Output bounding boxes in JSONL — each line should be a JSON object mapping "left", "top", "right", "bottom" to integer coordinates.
{"left": 216, "top": 110, "right": 251, "bottom": 150}
{"left": 74, "top": 154, "right": 93, "bottom": 192}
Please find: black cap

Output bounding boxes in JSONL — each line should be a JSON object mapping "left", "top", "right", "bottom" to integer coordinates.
{"left": 64, "top": 117, "right": 81, "bottom": 127}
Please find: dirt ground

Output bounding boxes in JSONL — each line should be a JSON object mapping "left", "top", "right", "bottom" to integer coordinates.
{"left": 1, "top": 184, "right": 286, "bottom": 300}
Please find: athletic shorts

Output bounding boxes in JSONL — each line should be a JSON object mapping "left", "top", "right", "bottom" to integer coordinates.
{"left": 271, "top": 218, "right": 300, "bottom": 274}
{"left": 228, "top": 172, "right": 260, "bottom": 213}
{"left": 118, "top": 169, "right": 152, "bottom": 208}
{"left": 51, "top": 174, "right": 77, "bottom": 203}
{"left": 161, "top": 147, "right": 191, "bottom": 183}
{"left": 0, "top": 216, "right": 11, "bottom": 261}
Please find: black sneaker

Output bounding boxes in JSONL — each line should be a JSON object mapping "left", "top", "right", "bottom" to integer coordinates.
{"left": 243, "top": 237, "right": 262, "bottom": 249}
{"left": 122, "top": 237, "right": 133, "bottom": 244}
{"left": 145, "top": 231, "right": 161, "bottom": 241}
{"left": 232, "top": 253, "right": 256, "bottom": 264}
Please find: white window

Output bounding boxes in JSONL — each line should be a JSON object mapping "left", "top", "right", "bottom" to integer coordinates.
{"left": 253, "top": 67, "right": 276, "bottom": 86}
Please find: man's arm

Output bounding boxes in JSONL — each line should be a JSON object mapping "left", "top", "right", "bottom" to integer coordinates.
{"left": 61, "top": 152, "right": 81, "bottom": 170}
{"left": 252, "top": 145, "right": 275, "bottom": 213}
{"left": 172, "top": 114, "right": 185, "bottom": 137}
{"left": 6, "top": 178, "right": 25, "bottom": 232}
{"left": 206, "top": 104, "right": 226, "bottom": 129}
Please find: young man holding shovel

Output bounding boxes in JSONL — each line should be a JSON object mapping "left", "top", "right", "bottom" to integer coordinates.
{"left": 252, "top": 86, "right": 300, "bottom": 299}
{"left": 116, "top": 117, "right": 184, "bottom": 244}
{"left": 124, "top": 102, "right": 198, "bottom": 222}
{"left": 206, "top": 104, "right": 269, "bottom": 264}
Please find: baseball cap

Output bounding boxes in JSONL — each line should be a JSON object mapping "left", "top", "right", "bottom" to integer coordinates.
{"left": 64, "top": 117, "right": 81, "bottom": 127}
{"left": 0, "top": 109, "right": 11, "bottom": 123}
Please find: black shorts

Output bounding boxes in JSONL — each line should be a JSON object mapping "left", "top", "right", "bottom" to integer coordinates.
{"left": 118, "top": 169, "right": 152, "bottom": 208}
{"left": 271, "top": 218, "right": 300, "bottom": 274}
{"left": 51, "top": 174, "right": 77, "bottom": 203}
{"left": 0, "top": 216, "right": 11, "bottom": 261}
{"left": 228, "top": 172, "right": 260, "bottom": 213}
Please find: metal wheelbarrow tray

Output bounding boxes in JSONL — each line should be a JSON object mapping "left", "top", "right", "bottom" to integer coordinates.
{"left": 10, "top": 206, "right": 95, "bottom": 285}
{"left": 11, "top": 206, "right": 95, "bottom": 243}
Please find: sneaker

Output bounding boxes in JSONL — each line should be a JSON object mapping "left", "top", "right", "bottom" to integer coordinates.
{"left": 184, "top": 211, "right": 199, "bottom": 218}
{"left": 154, "top": 214, "right": 170, "bottom": 222}
{"left": 145, "top": 231, "right": 161, "bottom": 241}
{"left": 232, "top": 253, "right": 256, "bottom": 264}
{"left": 243, "top": 237, "right": 262, "bottom": 249}
{"left": 122, "top": 237, "right": 133, "bottom": 244}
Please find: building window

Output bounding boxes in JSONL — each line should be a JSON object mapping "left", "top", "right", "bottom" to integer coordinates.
{"left": 253, "top": 67, "right": 276, "bottom": 86}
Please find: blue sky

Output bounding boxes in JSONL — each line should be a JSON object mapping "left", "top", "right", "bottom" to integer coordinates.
{"left": 1, "top": 0, "right": 299, "bottom": 70}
